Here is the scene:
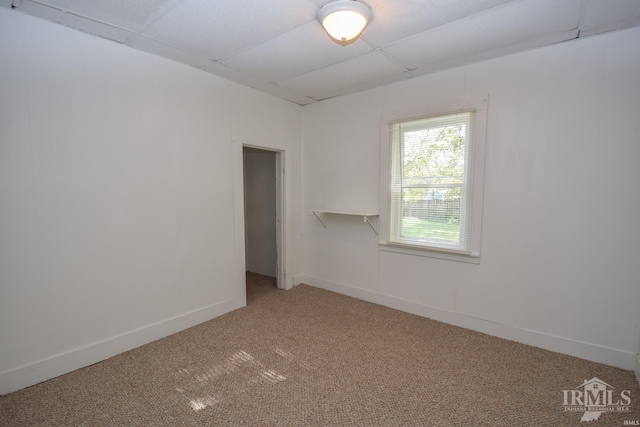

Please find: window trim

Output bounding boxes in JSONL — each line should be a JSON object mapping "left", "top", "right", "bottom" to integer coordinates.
{"left": 379, "top": 95, "right": 488, "bottom": 263}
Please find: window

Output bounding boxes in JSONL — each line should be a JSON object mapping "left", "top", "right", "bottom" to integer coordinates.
{"left": 380, "top": 96, "right": 487, "bottom": 261}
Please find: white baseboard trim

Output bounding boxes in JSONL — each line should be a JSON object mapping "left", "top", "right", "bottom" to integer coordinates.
{"left": 0, "top": 297, "right": 243, "bottom": 395}
{"left": 293, "top": 274, "right": 305, "bottom": 286}
{"left": 299, "top": 274, "right": 636, "bottom": 371}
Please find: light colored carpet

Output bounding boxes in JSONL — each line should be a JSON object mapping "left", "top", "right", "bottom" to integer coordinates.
{"left": 1, "top": 272, "right": 638, "bottom": 426}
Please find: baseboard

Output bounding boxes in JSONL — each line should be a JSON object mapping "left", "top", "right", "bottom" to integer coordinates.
{"left": 299, "top": 274, "right": 636, "bottom": 371}
{"left": 0, "top": 297, "right": 244, "bottom": 395}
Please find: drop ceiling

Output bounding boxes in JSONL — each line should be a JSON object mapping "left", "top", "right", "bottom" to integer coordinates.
{"left": 5, "top": 0, "right": 640, "bottom": 105}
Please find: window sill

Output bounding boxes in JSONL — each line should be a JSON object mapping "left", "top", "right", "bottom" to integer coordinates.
{"left": 379, "top": 242, "right": 480, "bottom": 264}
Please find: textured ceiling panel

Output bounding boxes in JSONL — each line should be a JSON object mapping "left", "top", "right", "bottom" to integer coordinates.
{"left": 17, "top": 0, "right": 133, "bottom": 42}
{"left": 24, "top": 0, "right": 177, "bottom": 31}
{"left": 206, "top": 61, "right": 319, "bottom": 104}
{"left": 413, "top": 29, "right": 579, "bottom": 77}
{"left": 128, "top": 35, "right": 215, "bottom": 70}
{"left": 583, "top": 0, "right": 640, "bottom": 27}
{"left": 221, "top": 21, "right": 372, "bottom": 84}
{"left": 254, "top": 83, "right": 317, "bottom": 106}
{"left": 580, "top": 0, "right": 640, "bottom": 36}
{"left": 206, "top": 62, "right": 275, "bottom": 91}
{"left": 11, "top": 0, "right": 640, "bottom": 105}
{"left": 143, "top": 0, "right": 319, "bottom": 61}
{"left": 278, "top": 51, "right": 406, "bottom": 99}
{"left": 383, "top": 0, "right": 582, "bottom": 71}
{"left": 362, "top": 0, "right": 517, "bottom": 47}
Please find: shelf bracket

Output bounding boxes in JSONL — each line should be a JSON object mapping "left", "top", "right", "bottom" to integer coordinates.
{"left": 312, "top": 210, "right": 378, "bottom": 234}
{"left": 311, "top": 210, "right": 327, "bottom": 228}
{"left": 364, "top": 216, "right": 378, "bottom": 234}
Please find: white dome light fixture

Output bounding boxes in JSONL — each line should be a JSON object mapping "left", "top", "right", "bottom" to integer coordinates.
{"left": 317, "top": 0, "right": 373, "bottom": 45}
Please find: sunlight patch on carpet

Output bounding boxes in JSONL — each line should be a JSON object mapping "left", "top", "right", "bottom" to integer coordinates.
{"left": 176, "top": 348, "right": 315, "bottom": 412}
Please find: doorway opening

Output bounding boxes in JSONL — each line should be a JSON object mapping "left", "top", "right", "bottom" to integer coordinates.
{"left": 242, "top": 146, "right": 284, "bottom": 291}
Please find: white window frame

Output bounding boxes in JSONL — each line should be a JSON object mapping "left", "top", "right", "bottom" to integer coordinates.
{"left": 379, "top": 95, "right": 488, "bottom": 263}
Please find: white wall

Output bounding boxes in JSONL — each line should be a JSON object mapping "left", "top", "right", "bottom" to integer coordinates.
{"left": 0, "top": 8, "right": 302, "bottom": 394}
{"left": 302, "top": 27, "right": 640, "bottom": 370}
{"left": 244, "top": 149, "right": 277, "bottom": 277}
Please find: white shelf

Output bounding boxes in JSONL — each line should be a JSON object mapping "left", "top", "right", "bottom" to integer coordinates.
{"left": 311, "top": 210, "right": 379, "bottom": 234}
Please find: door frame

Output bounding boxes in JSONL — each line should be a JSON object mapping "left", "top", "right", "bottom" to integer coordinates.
{"left": 232, "top": 131, "right": 287, "bottom": 294}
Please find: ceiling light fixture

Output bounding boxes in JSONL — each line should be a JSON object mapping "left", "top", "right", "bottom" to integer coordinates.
{"left": 317, "top": 0, "right": 372, "bottom": 45}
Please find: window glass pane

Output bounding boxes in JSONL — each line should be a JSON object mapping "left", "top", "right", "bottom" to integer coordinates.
{"left": 402, "top": 122, "right": 466, "bottom": 186}
{"left": 400, "top": 188, "right": 461, "bottom": 244}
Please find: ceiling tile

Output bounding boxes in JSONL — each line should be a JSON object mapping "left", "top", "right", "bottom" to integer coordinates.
{"left": 580, "top": 0, "right": 640, "bottom": 36}
{"left": 583, "top": 0, "right": 640, "bottom": 26}
{"left": 22, "top": 0, "right": 177, "bottom": 31}
{"left": 142, "top": 0, "right": 319, "bottom": 61}
{"left": 206, "top": 61, "right": 273, "bottom": 90}
{"left": 128, "top": 36, "right": 215, "bottom": 70}
{"left": 417, "top": 29, "right": 579, "bottom": 76}
{"left": 11, "top": 0, "right": 640, "bottom": 106}
{"left": 17, "top": 0, "right": 133, "bottom": 42}
{"left": 206, "top": 63, "right": 316, "bottom": 104}
{"left": 253, "top": 83, "right": 317, "bottom": 106}
{"left": 221, "top": 21, "right": 372, "bottom": 84}
{"left": 361, "top": 0, "right": 517, "bottom": 47}
{"left": 383, "top": 0, "right": 582, "bottom": 71}
{"left": 277, "top": 51, "right": 407, "bottom": 99}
